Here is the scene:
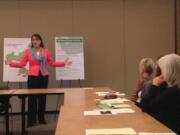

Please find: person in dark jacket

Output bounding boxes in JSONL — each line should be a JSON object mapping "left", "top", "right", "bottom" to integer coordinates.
{"left": 140, "top": 65, "right": 167, "bottom": 103}
{"left": 141, "top": 54, "right": 180, "bottom": 134}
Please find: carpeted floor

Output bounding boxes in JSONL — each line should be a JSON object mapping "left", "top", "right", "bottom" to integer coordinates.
{"left": 0, "top": 114, "right": 58, "bottom": 135}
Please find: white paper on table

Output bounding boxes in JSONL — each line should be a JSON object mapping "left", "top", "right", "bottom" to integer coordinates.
{"left": 111, "top": 108, "right": 135, "bottom": 114}
{"left": 139, "top": 133, "right": 176, "bottom": 135}
{"left": 100, "top": 98, "right": 125, "bottom": 104}
{"left": 95, "top": 92, "right": 110, "bottom": 96}
{"left": 94, "top": 92, "right": 126, "bottom": 97}
{"left": 106, "top": 98, "right": 129, "bottom": 103}
{"left": 84, "top": 110, "right": 101, "bottom": 115}
{"left": 95, "top": 98, "right": 129, "bottom": 103}
{"left": 86, "top": 128, "right": 136, "bottom": 135}
{"left": 116, "top": 93, "right": 126, "bottom": 97}
{"left": 84, "top": 108, "right": 135, "bottom": 116}
{"left": 111, "top": 104, "right": 131, "bottom": 108}
{"left": 83, "top": 87, "right": 94, "bottom": 90}
{"left": 84, "top": 110, "right": 117, "bottom": 116}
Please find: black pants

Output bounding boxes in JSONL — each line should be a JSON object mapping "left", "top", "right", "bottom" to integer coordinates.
{"left": 27, "top": 73, "right": 48, "bottom": 123}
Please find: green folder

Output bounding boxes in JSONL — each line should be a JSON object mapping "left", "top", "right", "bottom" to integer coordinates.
{"left": 96, "top": 104, "right": 112, "bottom": 110}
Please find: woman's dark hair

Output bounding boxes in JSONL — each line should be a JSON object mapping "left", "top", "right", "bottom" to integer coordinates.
{"left": 156, "top": 66, "right": 162, "bottom": 76}
{"left": 155, "top": 55, "right": 163, "bottom": 76}
{"left": 145, "top": 66, "right": 153, "bottom": 75}
{"left": 31, "top": 33, "right": 45, "bottom": 48}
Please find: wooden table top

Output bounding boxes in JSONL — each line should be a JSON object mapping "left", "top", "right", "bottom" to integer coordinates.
{"left": 0, "top": 89, "right": 16, "bottom": 95}
{"left": 55, "top": 87, "right": 173, "bottom": 135}
{"left": 0, "top": 88, "right": 75, "bottom": 95}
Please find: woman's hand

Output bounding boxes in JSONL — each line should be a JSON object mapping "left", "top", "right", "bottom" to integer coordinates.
{"left": 5, "top": 59, "right": 12, "bottom": 65}
{"left": 64, "top": 58, "right": 72, "bottom": 66}
{"left": 153, "top": 75, "right": 164, "bottom": 86}
{"left": 142, "top": 72, "right": 150, "bottom": 80}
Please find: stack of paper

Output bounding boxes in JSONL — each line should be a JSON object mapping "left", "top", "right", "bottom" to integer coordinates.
{"left": 95, "top": 92, "right": 111, "bottom": 96}
{"left": 95, "top": 92, "right": 126, "bottom": 97}
{"left": 84, "top": 110, "right": 117, "bottom": 115}
{"left": 139, "top": 132, "right": 176, "bottom": 135}
{"left": 83, "top": 87, "right": 94, "bottom": 90}
{"left": 100, "top": 98, "right": 125, "bottom": 104}
{"left": 96, "top": 104, "right": 131, "bottom": 109}
{"left": 116, "top": 93, "right": 126, "bottom": 97}
{"left": 86, "top": 128, "right": 136, "bottom": 135}
{"left": 111, "top": 104, "right": 131, "bottom": 108}
{"left": 111, "top": 108, "right": 135, "bottom": 114}
{"left": 84, "top": 108, "right": 135, "bottom": 116}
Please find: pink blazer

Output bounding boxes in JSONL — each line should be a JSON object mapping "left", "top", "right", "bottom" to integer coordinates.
{"left": 10, "top": 48, "right": 65, "bottom": 76}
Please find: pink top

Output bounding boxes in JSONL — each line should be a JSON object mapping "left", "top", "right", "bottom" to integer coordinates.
{"left": 10, "top": 48, "right": 65, "bottom": 76}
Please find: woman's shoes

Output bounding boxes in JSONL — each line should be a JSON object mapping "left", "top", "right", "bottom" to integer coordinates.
{"left": 27, "top": 118, "right": 47, "bottom": 128}
{"left": 38, "top": 118, "right": 47, "bottom": 124}
{"left": 27, "top": 122, "right": 35, "bottom": 128}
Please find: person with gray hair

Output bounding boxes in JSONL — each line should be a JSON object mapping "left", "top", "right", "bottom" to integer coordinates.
{"left": 141, "top": 54, "right": 180, "bottom": 134}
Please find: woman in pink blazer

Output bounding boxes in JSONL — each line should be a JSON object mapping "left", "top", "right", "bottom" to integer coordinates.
{"left": 5, "top": 34, "right": 71, "bottom": 127}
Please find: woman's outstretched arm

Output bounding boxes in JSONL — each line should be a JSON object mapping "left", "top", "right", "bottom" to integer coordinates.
{"left": 46, "top": 49, "right": 66, "bottom": 67}
{"left": 8, "top": 49, "right": 29, "bottom": 68}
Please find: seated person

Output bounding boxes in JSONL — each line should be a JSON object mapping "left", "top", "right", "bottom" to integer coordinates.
{"left": 141, "top": 54, "right": 180, "bottom": 134}
{"left": 132, "top": 58, "right": 155, "bottom": 104}
{"left": 141, "top": 58, "right": 167, "bottom": 103}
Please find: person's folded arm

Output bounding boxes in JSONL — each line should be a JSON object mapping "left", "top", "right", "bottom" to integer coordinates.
{"left": 141, "top": 85, "right": 160, "bottom": 111}
{"left": 132, "top": 80, "right": 144, "bottom": 102}
{"left": 46, "top": 49, "right": 65, "bottom": 67}
{"left": 141, "top": 84, "right": 171, "bottom": 112}
{"left": 9, "top": 49, "right": 28, "bottom": 68}
{"left": 148, "top": 88, "right": 173, "bottom": 110}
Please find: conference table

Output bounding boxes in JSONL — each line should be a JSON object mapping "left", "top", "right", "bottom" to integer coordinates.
{"left": 0, "top": 87, "right": 173, "bottom": 135}
{"left": 55, "top": 87, "right": 173, "bottom": 135}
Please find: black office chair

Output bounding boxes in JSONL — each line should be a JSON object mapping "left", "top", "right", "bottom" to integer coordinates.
{"left": 0, "top": 86, "right": 13, "bottom": 134}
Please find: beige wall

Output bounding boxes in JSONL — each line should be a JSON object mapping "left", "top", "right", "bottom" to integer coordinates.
{"left": 0, "top": 0, "right": 175, "bottom": 112}
{"left": 124, "top": 0, "right": 175, "bottom": 95}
